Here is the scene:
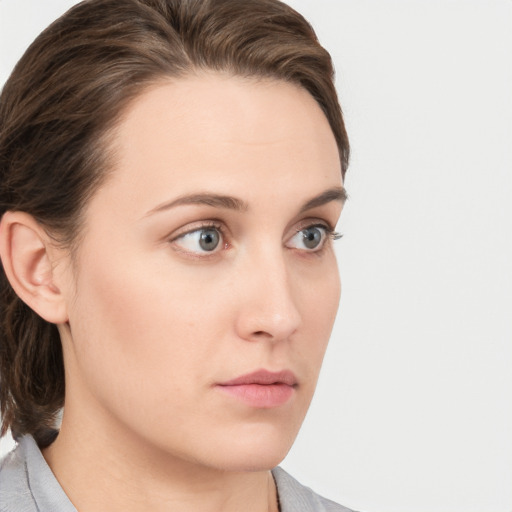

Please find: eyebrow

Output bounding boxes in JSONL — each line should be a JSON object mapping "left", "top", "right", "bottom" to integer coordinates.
{"left": 298, "top": 186, "right": 347, "bottom": 213}
{"left": 146, "top": 193, "right": 248, "bottom": 215}
{"left": 145, "top": 186, "right": 347, "bottom": 216}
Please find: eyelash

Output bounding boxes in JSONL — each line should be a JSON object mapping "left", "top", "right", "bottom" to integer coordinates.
{"left": 169, "top": 221, "right": 343, "bottom": 257}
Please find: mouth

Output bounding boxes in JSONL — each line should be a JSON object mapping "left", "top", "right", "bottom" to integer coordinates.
{"left": 216, "top": 369, "right": 297, "bottom": 408}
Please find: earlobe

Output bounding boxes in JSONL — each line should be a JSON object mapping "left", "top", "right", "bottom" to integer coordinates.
{"left": 0, "top": 211, "right": 69, "bottom": 324}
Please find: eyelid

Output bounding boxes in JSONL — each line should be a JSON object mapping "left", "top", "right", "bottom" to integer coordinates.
{"left": 169, "top": 220, "right": 224, "bottom": 241}
{"left": 293, "top": 219, "right": 343, "bottom": 240}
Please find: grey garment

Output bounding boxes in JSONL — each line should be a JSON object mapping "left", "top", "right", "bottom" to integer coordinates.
{"left": 272, "top": 467, "right": 355, "bottom": 512}
{"left": 0, "top": 436, "right": 74, "bottom": 512}
{"left": 0, "top": 436, "right": 356, "bottom": 512}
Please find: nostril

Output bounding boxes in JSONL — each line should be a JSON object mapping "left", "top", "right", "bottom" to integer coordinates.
{"left": 252, "top": 330, "right": 273, "bottom": 339}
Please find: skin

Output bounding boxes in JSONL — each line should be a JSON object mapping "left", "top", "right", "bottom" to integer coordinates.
{"left": 5, "top": 73, "right": 345, "bottom": 511}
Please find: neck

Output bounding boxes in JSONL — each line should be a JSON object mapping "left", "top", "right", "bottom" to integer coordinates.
{"left": 42, "top": 407, "right": 279, "bottom": 512}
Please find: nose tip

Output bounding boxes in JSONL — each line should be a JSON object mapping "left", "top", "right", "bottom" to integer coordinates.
{"left": 244, "top": 308, "right": 301, "bottom": 342}
{"left": 234, "top": 261, "right": 301, "bottom": 343}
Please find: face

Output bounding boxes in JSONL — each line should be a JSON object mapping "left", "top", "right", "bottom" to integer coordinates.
{"left": 58, "top": 73, "right": 344, "bottom": 471}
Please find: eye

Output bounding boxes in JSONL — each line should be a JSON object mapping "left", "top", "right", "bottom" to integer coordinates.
{"left": 287, "top": 225, "right": 329, "bottom": 251}
{"left": 173, "top": 225, "right": 223, "bottom": 254}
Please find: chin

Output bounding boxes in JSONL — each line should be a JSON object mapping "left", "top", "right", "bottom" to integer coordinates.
{"left": 199, "top": 423, "right": 300, "bottom": 472}
{"left": 210, "top": 447, "right": 291, "bottom": 473}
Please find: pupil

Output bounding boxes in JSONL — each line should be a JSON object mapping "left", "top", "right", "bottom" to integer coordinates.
{"left": 303, "top": 227, "right": 321, "bottom": 249}
{"left": 199, "top": 229, "right": 220, "bottom": 251}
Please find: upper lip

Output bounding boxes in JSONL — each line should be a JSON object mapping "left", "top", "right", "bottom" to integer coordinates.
{"left": 218, "top": 369, "right": 298, "bottom": 387}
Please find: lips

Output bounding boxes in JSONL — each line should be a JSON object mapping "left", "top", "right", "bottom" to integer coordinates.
{"left": 220, "top": 369, "right": 297, "bottom": 387}
{"left": 216, "top": 369, "right": 297, "bottom": 408}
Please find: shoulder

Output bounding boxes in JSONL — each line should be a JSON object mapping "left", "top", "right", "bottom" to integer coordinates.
{"left": 0, "top": 438, "right": 38, "bottom": 512}
{"left": 272, "top": 467, "right": 357, "bottom": 512}
{"left": 0, "top": 435, "right": 76, "bottom": 512}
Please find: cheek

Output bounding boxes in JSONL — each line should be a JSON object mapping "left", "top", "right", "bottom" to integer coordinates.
{"left": 299, "top": 254, "right": 340, "bottom": 328}
{"left": 66, "top": 248, "right": 229, "bottom": 416}
{"left": 292, "top": 256, "right": 341, "bottom": 375}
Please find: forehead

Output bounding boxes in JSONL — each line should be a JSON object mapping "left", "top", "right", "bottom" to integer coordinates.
{"left": 97, "top": 73, "right": 342, "bottom": 214}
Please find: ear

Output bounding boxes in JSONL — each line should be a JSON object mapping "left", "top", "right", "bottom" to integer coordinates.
{"left": 0, "top": 211, "right": 69, "bottom": 324}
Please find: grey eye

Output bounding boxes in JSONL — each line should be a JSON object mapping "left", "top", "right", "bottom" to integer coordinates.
{"left": 199, "top": 228, "right": 220, "bottom": 251}
{"left": 286, "top": 225, "right": 328, "bottom": 251}
{"left": 301, "top": 227, "right": 323, "bottom": 249}
{"left": 174, "top": 227, "right": 222, "bottom": 254}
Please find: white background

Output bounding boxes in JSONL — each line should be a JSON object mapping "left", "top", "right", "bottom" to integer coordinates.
{"left": 1, "top": 1, "right": 511, "bottom": 511}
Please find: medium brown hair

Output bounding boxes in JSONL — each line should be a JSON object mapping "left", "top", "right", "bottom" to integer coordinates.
{"left": 0, "top": 0, "right": 349, "bottom": 447}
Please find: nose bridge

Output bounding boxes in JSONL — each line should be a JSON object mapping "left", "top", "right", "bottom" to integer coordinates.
{"left": 235, "top": 244, "right": 301, "bottom": 341}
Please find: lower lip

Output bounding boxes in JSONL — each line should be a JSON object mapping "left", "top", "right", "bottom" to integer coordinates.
{"left": 216, "top": 383, "right": 295, "bottom": 408}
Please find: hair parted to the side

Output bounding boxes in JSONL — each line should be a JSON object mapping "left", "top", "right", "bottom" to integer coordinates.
{"left": 0, "top": 0, "right": 349, "bottom": 448}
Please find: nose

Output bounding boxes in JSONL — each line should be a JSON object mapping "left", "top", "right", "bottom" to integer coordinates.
{"left": 234, "top": 251, "right": 301, "bottom": 343}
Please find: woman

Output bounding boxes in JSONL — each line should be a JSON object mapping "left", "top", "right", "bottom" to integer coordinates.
{"left": 0, "top": 0, "right": 353, "bottom": 510}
